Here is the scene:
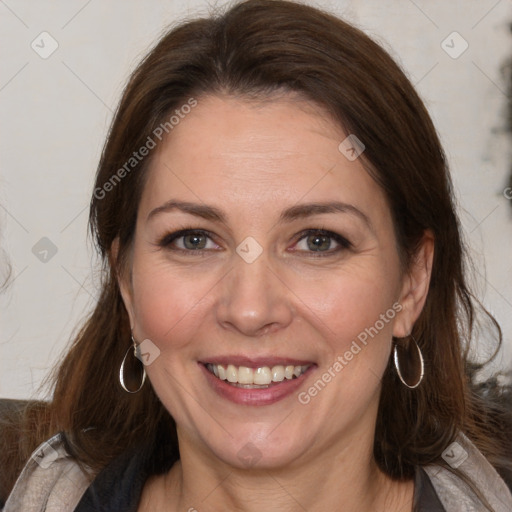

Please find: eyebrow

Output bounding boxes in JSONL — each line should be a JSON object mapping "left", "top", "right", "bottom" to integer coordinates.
{"left": 147, "top": 200, "right": 374, "bottom": 232}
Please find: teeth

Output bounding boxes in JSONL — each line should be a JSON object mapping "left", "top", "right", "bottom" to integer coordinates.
{"left": 272, "top": 365, "right": 285, "bottom": 382}
{"left": 254, "top": 367, "right": 272, "bottom": 385}
{"left": 226, "top": 364, "right": 238, "bottom": 383}
{"left": 206, "top": 363, "right": 310, "bottom": 385}
{"left": 285, "top": 365, "right": 295, "bottom": 380}
{"left": 238, "top": 366, "right": 253, "bottom": 385}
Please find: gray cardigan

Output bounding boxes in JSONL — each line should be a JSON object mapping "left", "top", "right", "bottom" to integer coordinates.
{"left": 3, "top": 431, "right": 512, "bottom": 511}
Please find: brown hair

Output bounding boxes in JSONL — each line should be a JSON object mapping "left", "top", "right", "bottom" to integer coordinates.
{"left": 5, "top": 0, "right": 512, "bottom": 507}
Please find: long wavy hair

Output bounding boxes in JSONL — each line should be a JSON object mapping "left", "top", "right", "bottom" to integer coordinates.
{"left": 6, "top": 0, "right": 512, "bottom": 508}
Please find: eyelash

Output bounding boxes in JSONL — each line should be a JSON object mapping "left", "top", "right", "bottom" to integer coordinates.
{"left": 156, "top": 227, "right": 352, "bottom": 258}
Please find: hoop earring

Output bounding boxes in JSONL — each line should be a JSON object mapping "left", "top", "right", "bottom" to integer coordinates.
{"left": 393, "top": 335, "right": 424, "bottom": 389}
{"left": 119, "top": 335, "right": 147, "bottom": 393}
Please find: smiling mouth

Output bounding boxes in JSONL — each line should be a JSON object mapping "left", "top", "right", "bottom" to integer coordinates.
{"left": 205, "top": 363, "right": 311, "bottom": 388}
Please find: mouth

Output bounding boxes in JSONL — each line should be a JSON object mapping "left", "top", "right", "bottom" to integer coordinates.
{"left": 204, "top": 363, "right": 311, "bottom": 388}
{"left": 199, "top": 358, "right": 316, "bottom": 406}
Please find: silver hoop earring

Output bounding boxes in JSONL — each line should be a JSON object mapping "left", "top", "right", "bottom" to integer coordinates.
{"left": 393, "top": 335, "right": 424, "bottom": 389}
{"left": 119, "top": 335, "right": 147, "bottom": 393}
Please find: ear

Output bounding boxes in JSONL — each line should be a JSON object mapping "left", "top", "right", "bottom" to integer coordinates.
{"left": 393, "top": 230, "right": 434, "bottom": 338}
{"left": 111, "top": 237, "right": 136, "bottom": 329}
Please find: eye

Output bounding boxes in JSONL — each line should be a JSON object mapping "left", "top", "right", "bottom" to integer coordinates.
{"left": 156, "top": 227, "right": 351, "bottom": 257}
{"left": 293, "top": 229, "right": 351, "bottom": 256}
{"left": 157, "top": 229, "right": 219, "bottom": 253}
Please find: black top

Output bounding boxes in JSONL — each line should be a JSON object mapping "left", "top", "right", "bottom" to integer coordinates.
{"left": 73, "top": 442, "right": 445, "bottom": 512}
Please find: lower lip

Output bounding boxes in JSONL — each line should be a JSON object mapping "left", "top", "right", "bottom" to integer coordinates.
{"left": 199, "top": 363, "right": 315, "bottom": 406}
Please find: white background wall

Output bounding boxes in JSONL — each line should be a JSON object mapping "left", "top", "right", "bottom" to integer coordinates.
{"left": 1, "top": 0, "right": 511, "bottom": 400}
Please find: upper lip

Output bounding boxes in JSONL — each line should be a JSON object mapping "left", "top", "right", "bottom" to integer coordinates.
{"left": 201, "top": 355, "right": 316, "bottom": 368}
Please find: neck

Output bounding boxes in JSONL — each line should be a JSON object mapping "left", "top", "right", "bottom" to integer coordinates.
{"left": 152, "top": 427, "right": 414, "bottom": 512}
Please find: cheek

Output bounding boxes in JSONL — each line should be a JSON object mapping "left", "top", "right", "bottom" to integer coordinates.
{"left": 130, "top": 257, "right": 215, "bottom": 348}
{"left": 294, "top": 263, "right": 400, "bottom": 351}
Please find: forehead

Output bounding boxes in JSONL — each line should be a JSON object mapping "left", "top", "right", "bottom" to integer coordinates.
{"left": 139, "top": 94, "right": 389, "bottom": 226}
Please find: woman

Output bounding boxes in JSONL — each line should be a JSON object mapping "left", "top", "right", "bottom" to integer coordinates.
{"left": 3, "top": 0, "right": 512, "bottom": 510}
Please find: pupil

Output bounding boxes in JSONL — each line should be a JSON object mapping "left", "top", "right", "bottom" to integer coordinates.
{"left": 185, "top": 234, "right": 205, "bottom": 249}
{"left": 309, "top": 235, "right": 329, "bottom": 251}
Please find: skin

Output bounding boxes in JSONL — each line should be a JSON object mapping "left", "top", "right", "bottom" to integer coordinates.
{"left": 116, "top": 94, "right": 434, "bottom": 511}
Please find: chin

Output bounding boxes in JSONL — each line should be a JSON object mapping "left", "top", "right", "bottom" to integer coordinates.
{"left": 201, "top": 427, "right": 313, "bottom": 471}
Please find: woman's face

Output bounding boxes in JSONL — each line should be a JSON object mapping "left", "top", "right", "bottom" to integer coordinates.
{"left": 118, "top": 94, "right": 430, "bottom": 470}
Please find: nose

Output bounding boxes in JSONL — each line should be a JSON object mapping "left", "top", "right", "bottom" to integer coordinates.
{"left": 215, "top": 249, "right": 294, "bottom": 338}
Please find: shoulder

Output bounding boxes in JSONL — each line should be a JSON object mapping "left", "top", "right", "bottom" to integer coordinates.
{"left": 2, "top": 432, "right": 94, "bottom": 512}
{"left": 423, "top": 432, "right": 512, "bottom": 512}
